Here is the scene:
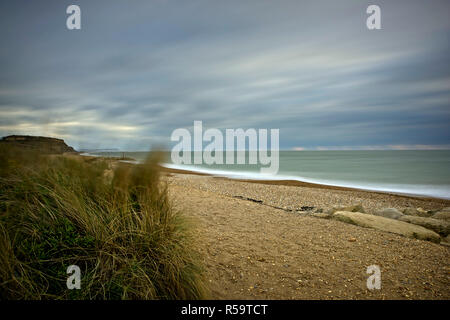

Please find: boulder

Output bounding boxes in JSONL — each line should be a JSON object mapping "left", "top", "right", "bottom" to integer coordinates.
{"left": 332, "top": 211, "right": 441, "bottom": 243}
{"left": 416, "top": 208, "right": 433, "bottom": 217}
{"left": 398, "top": 215, "right": 450, "bottom": 237}
{"left": 432, "top": 211, "right": 450, "bottom": 221}
{"left": 441, "top": 235, "right": 450, "bottom": 245}
{"left": 402, "top": 208, "right": 420, "bottom": 216}
{"left": 312, "top": 212, "right": 331, "bottom": 219}
{"left": 327, "top": 204, "right": 365, "bottom": 214}
{"left": 373, "top": 208, "right": 404, "bottom": 220}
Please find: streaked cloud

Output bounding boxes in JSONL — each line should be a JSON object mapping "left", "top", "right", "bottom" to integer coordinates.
{"left": 0, "top": 0, "right": 449, "bottom": 150}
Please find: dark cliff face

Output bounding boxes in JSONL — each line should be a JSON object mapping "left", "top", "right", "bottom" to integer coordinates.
{"left": 0, "top": 135, "right": 77, "bottom": 154}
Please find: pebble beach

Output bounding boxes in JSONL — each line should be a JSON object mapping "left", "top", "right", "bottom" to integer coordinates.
{"left": 164, "top": 169, "right": 450, "bottom": 299}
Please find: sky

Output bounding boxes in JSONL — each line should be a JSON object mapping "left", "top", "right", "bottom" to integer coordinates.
{"left": 0, "top": 0, "right": 449, "bottom": 151}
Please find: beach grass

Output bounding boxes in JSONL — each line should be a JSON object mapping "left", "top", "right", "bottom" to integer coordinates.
{"left": 0, "top": 145, "right": 207, "bottom": 299}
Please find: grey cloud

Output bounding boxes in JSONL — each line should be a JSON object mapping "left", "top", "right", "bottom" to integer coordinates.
{"left": 0, "top": 0, "right": 449, "bottom": 150}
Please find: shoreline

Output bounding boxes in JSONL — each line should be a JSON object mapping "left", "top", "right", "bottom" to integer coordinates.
{"left": 76, "top": 153, "right": 450, "bottom": 205}
{"left": 79, "top": 152, "right": 450, "bottom": 202}
{"left": 161, "top": 166, "right": 450, "bottom": 205}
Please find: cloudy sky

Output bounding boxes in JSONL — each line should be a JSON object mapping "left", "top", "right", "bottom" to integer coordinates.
{"left": 0, "top": 0, "right": 449, "bottom": 151}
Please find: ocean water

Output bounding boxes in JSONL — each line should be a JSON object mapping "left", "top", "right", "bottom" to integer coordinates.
{"left": 89, "top": 150, "right": 450, "bottom": 199}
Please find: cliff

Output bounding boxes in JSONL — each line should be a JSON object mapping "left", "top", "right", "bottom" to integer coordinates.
{"left": 0, "top": 135, "right": 77, "bottom": 154}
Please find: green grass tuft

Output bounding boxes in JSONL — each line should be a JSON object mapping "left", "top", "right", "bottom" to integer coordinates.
{"left": 0, "top": 145, "right": 207, "bottom": 300}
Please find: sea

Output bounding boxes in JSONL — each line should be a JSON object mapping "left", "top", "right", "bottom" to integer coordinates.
{"left": 85, "top": 150, "right": 450, "bottom": 200}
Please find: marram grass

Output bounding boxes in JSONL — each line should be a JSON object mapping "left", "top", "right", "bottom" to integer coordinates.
{"left": 0, "top": 145, "right": 207, "bottom": 299}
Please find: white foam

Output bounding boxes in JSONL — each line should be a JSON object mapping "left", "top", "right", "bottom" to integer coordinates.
{"left": 78, "top": 155, "right": 450, "bottom": 200}
{"left": 162, "top": 163, "right": 450, "bottom": 200}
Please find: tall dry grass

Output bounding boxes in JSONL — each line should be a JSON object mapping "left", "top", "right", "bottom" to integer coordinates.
{"left": 0, "top": 145, "right": 207, "bottom": 299}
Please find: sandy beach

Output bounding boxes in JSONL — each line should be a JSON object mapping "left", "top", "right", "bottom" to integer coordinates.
{"left": 164, "top": 169, "right": 450, "bottom": 300}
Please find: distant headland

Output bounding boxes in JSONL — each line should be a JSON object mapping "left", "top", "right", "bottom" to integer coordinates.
{"left": 0, "top": 135, "right": 77, "bottom": 154}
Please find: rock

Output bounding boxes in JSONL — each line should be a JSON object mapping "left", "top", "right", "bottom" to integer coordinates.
{"left": 373, "top": 208, "right": 404, "bottom": 220}
{"left": 441, "top": 235, "right": 450, "bottom": 246}
{"left": 327, "top": 204, "right": 365, "bottom": 214}
{"left": 403, "top": 207, "right": 435, "bottom": 217}
{"left": 332, "top": 211, "right": 441, "bottom": 243}
{"left": 433, "top": 211, "right": 450, "bottom": 221}
{"left": 398, "top": 216, "right": 450, "bottom": 237}
{"left": 312, "top": 212, "right": 331, "bottom": 219}
{"left": 402, "top": 208, "right": 420, "bottom": 216}
{"left": 441, "top": 235, "right": 450, "bottom": 247}
{"left": 416, "top": 208, "right": 433, "bottom": 217}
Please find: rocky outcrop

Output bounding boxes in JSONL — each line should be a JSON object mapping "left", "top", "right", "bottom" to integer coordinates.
{"left": 332, "top": 211, "right": 441, "bottom": 243}
{"left": 398, "top": 215, "right": 450, "bottom": 237}
{"left": 0, "top": 135, "right": 76, "bottom": 154}
{"left": 373, "top": 208, "right": 404, "bottom": 220}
